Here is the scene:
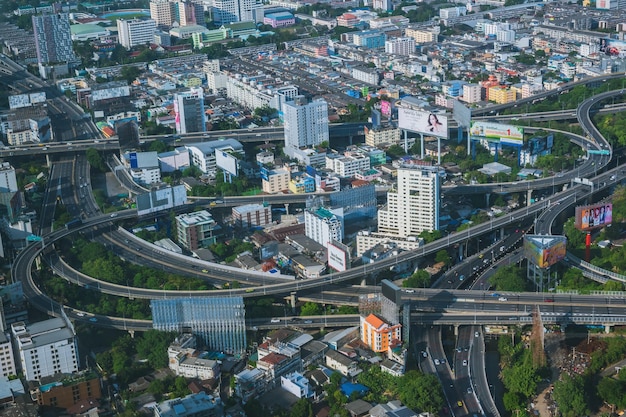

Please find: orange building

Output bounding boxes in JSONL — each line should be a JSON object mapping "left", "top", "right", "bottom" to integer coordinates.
{"left": 360, "top": 314, "right": 402, "bottom": 353}
{"left": 33, "top": 372, "right": 101, "bottom": 411}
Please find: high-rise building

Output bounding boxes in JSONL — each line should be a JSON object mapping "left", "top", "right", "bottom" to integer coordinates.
{"left": 175, "top": 210, "right": 217, "bottom": 250}
{"left": 151, "top": 297, "right": 246, "bottom": 355}
{"left": 305, "top": 207, "right": 344, "bottom": 247}
{"left": 117, "top": 18, "right": 157, "bottom": 49}
{"left": 0, "top": 163, "right": 18, "bottom": 193}
{"left": 11, "top": 317, "right": 79, "bottom": 381}
{"left": 32, "top": 13, "right": 76, "bottom": 64}
{"left": 0, "top": 332, "right": 16, "bottom": 378}
{"left": 174, "top": 87, "right": 206, "bottom": 134}
{"left": 283, "top": 96, "right": 328, "bottom": 158}
{"left": 377, "top": 164, "right": 441, "bottom": 237}
{"left": 212, "top": 0, "right": 261, "bottom": 25}
{"left": 173, "top": 0, "right": 205, "bottom": 26}
{"left": 384, "top": 36, "right": 415, "bottom": 56}
{"left": 150, "top": 0, "right": 175, "bottom": 28}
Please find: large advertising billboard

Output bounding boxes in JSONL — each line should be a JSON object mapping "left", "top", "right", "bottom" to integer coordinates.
{"left": 575, "top": 203, "right": 613, "bottom": 231}
{"left": 381, "top": 100, "right": 392, "bottom": 117}
{"left": 216, "top": 150, "right": 238, "bottom": 176}
{"left": 328, "top": 240, "right": 350, "bottom": 272}
{"left": 470, "top": 121, "right": 524, "bottom": 145}
{"left": 599, "top": 38, "right": 626, "bottom": 57}
{"left": 398, "top": 108, "right": 448, "bottom": 138}
{"left": 136, "top": 185, "right": 187, "bottom": 216}
{"left": 523, "top": 235, "right": 567, "bottom": 269}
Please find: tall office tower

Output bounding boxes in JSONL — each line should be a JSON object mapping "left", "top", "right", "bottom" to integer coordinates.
{"left": 32, "top": 13, "right": 76, "bottom": 64}
{"left": 151, "top": 297, "right": 246, "bottom": 355}
{"left": 11, "top": 318, "right": 79, "bottom": 381}
{"left": 377, "top": 164, "right": 441, "bottom": 236}
{"left": 0, "top": 163, "right": 18, "bottom": 193}
{"left": 305, "top": 207, "right": 344, "bottom": 247}
{"left": 283, "top": 96, "right": 329, "bottom": 158}
{"left": 117, "top": 18, "right": 157, "bottom": 49}
{"left": 212, "top": 0, "right": 261, "bottom": 25}
{"left": 150, "top": 0, "right": 175, "bottom": 28}
{"left": 173, "top": 0, "right": 205, "bottom": 26}
{"left": 174, "top": 87, "right": 206, "bottom": 134}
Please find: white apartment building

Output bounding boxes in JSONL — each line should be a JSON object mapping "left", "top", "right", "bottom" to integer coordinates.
{"left": 377, "top": 165, "right": 441, "bottom": 237}
{"left": 461, "top": 84, "right": 482, "bottom": 104}
{"left": 281, "top": 372, "right": 313, "bottom": 399}
{"left": 325, "top": 152, "right": 370, "bottom": 178}
{"left": 497, "top": 29, "right": 516, "bottom": 43}
{"left": 0, "top": 162, "right": 18, "bottom": 193}
{"left": 262, "top": 168, "right": 290, "bottom": 193}
{"left": 351, "top": 67, "right": 379, "bottom": 85}
{"left": 384, "top": 37, "right": 415, "bottom": 56}
{"left": 130, "top": 167, "right": 161, "bottom": 185}
{"left": 225, "top": 73, "right": 298, "bottom": 112}
{"left": 283, "top": 97, "right": 329, "bottom": 158}
{"left": 117, "top": 18, "right": 157, "bottom": 49}
{"left": 0, "top": 332, "right": 16, "bottom": 378}
{"left": 185, "top": 139, "right": 244, "bottom": 175}
{"left": 11, "top": 318, "right": 79, "bottom": 381}
{"left": 305, "top": 206, "right": 344, "bottom": 246}
{"left": 365, "top": 126, "right": 401, "bottom": 147}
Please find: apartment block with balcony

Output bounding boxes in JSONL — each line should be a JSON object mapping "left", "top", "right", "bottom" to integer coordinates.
{"left": 360, "top": 313, "right": 401, "bottom": 353}
{"left": 175, "top": 210, "right": 217, "bottom": 250}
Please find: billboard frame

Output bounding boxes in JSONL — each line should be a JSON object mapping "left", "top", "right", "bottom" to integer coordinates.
{"left": 398, "top": 108, "right": 448, "bottom": 138}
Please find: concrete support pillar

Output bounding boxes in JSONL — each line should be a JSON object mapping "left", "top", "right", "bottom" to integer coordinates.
{"left": 420, "top": 133, "right": 424, "bottom": 159}
{"left": 527, "top": 189, "right": 533, "bottom": 206}
{"left": 458, "top": 243, "right": 464, "bottom": 261}
{"left": 605, "top": 324, "right": 612, "bottom": 334}
{"left": 485, "top": 193, "right": 491, "bottom": 208}
{"left": 290, "top": 291, "right": 297, "bottom": 310}
{"left": 284, "top": 203, "right": 289, "bottom": 215}
{"left": 128, "top": 330, "right": 135, "bottom": 338}
{"left": 437, "top": 138, "right": 442, "bottom": 165}
{"left": 454, "top": 325, "right": 459, "bottom": 336}
{"left": 500, "top": 228, "right": 505, "bottom": 240}
{"left": 46, "top": 154, "right": 52, "bottom": 167}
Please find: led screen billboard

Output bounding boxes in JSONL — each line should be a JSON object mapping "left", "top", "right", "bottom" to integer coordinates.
{"left": 575, "top": 203, "right": 613, "bottom": 231}
{"left": 398, "top": 108, "right": 448, "bottom": 138}
{"left": 381, "top": 100, "right": 392, "bottom": 117}
{"left": 523, "top": 235, "right": 567, "bottom": 269}
{"left": 470, "top": 121, "right": 524, "bottom": 145}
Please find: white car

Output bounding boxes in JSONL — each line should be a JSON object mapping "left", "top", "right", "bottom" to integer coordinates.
{"left": 498, "top": 297, "right": 508, "bottom": 302}
{"left": 76, "top": 312, "right": 85, "bottom": 317}
{"left": 270, "top": 318, "right": 281, "bottom": 323}
{"left": 463, "top": 359, "right": 468, "bottom": 366}
{"left": 434, "top": 359, "right": 440, "bottom": 365}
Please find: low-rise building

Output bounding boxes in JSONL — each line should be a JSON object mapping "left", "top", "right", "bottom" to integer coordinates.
{"left": 280, "top": 372, "right": 313, "bottom": 398}
{"left": 360, "top": 314, "right": 402, "bottom": 353}
{"left": 154, "top": 392, "right": 223, "bottom": 417}
{"left": 262, "top": 168, "right": 290, "bottom": 194}
{"left": 232, "top": 204, "right": 271, "bottom": 229}
{"left": 32, "top": 371, "right": 101, "bottom": 411}
{"left": 325, "top": 349, "right": 360, "bottom": 377}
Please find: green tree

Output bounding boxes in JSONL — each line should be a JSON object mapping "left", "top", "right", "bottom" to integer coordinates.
{"left": 119, "top": 65, "right": 141, "bottom": 84}
{"left": 300, "top": 302, "right": 322, "bottom": 316}
{"left": 435, "top": 249, "right": 451, "bottom": 266}
{"left": 396, "top": 371, "right": 444, "bottom": 413}
{"left": 149, "top": 140, "right": 168, "bottom": 153}
{"left": 290, "top": 398, "right": 313, "bottom": 417}
{"left": 403, "top": 270, "right": 431, "bottom": 288}
{"left": 489, "top": 265, "right": 529, "bottom": 292}
{"left": 552, "top": 374, "right": 589, "bottom": 417}
{"left": 85, "top": 148, "right": 106, "bottom": 172}
{"left": 597, "top": 377, "right": 626, "bottom": 409}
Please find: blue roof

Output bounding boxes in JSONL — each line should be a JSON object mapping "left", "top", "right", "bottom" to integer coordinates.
{"left": 340, "top": 383, "right": 369, "bottom": 397}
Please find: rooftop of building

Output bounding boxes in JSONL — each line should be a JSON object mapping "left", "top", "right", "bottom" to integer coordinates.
{"left": 176, "top": 210, "right": 215, "bottom": 226}
{"left": 185, "top": 138, "right": 243, "bottom": 154}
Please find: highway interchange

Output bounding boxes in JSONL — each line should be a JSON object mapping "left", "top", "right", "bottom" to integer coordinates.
{"left": 3, "top": 55, "right": 626, "bottom": 417}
